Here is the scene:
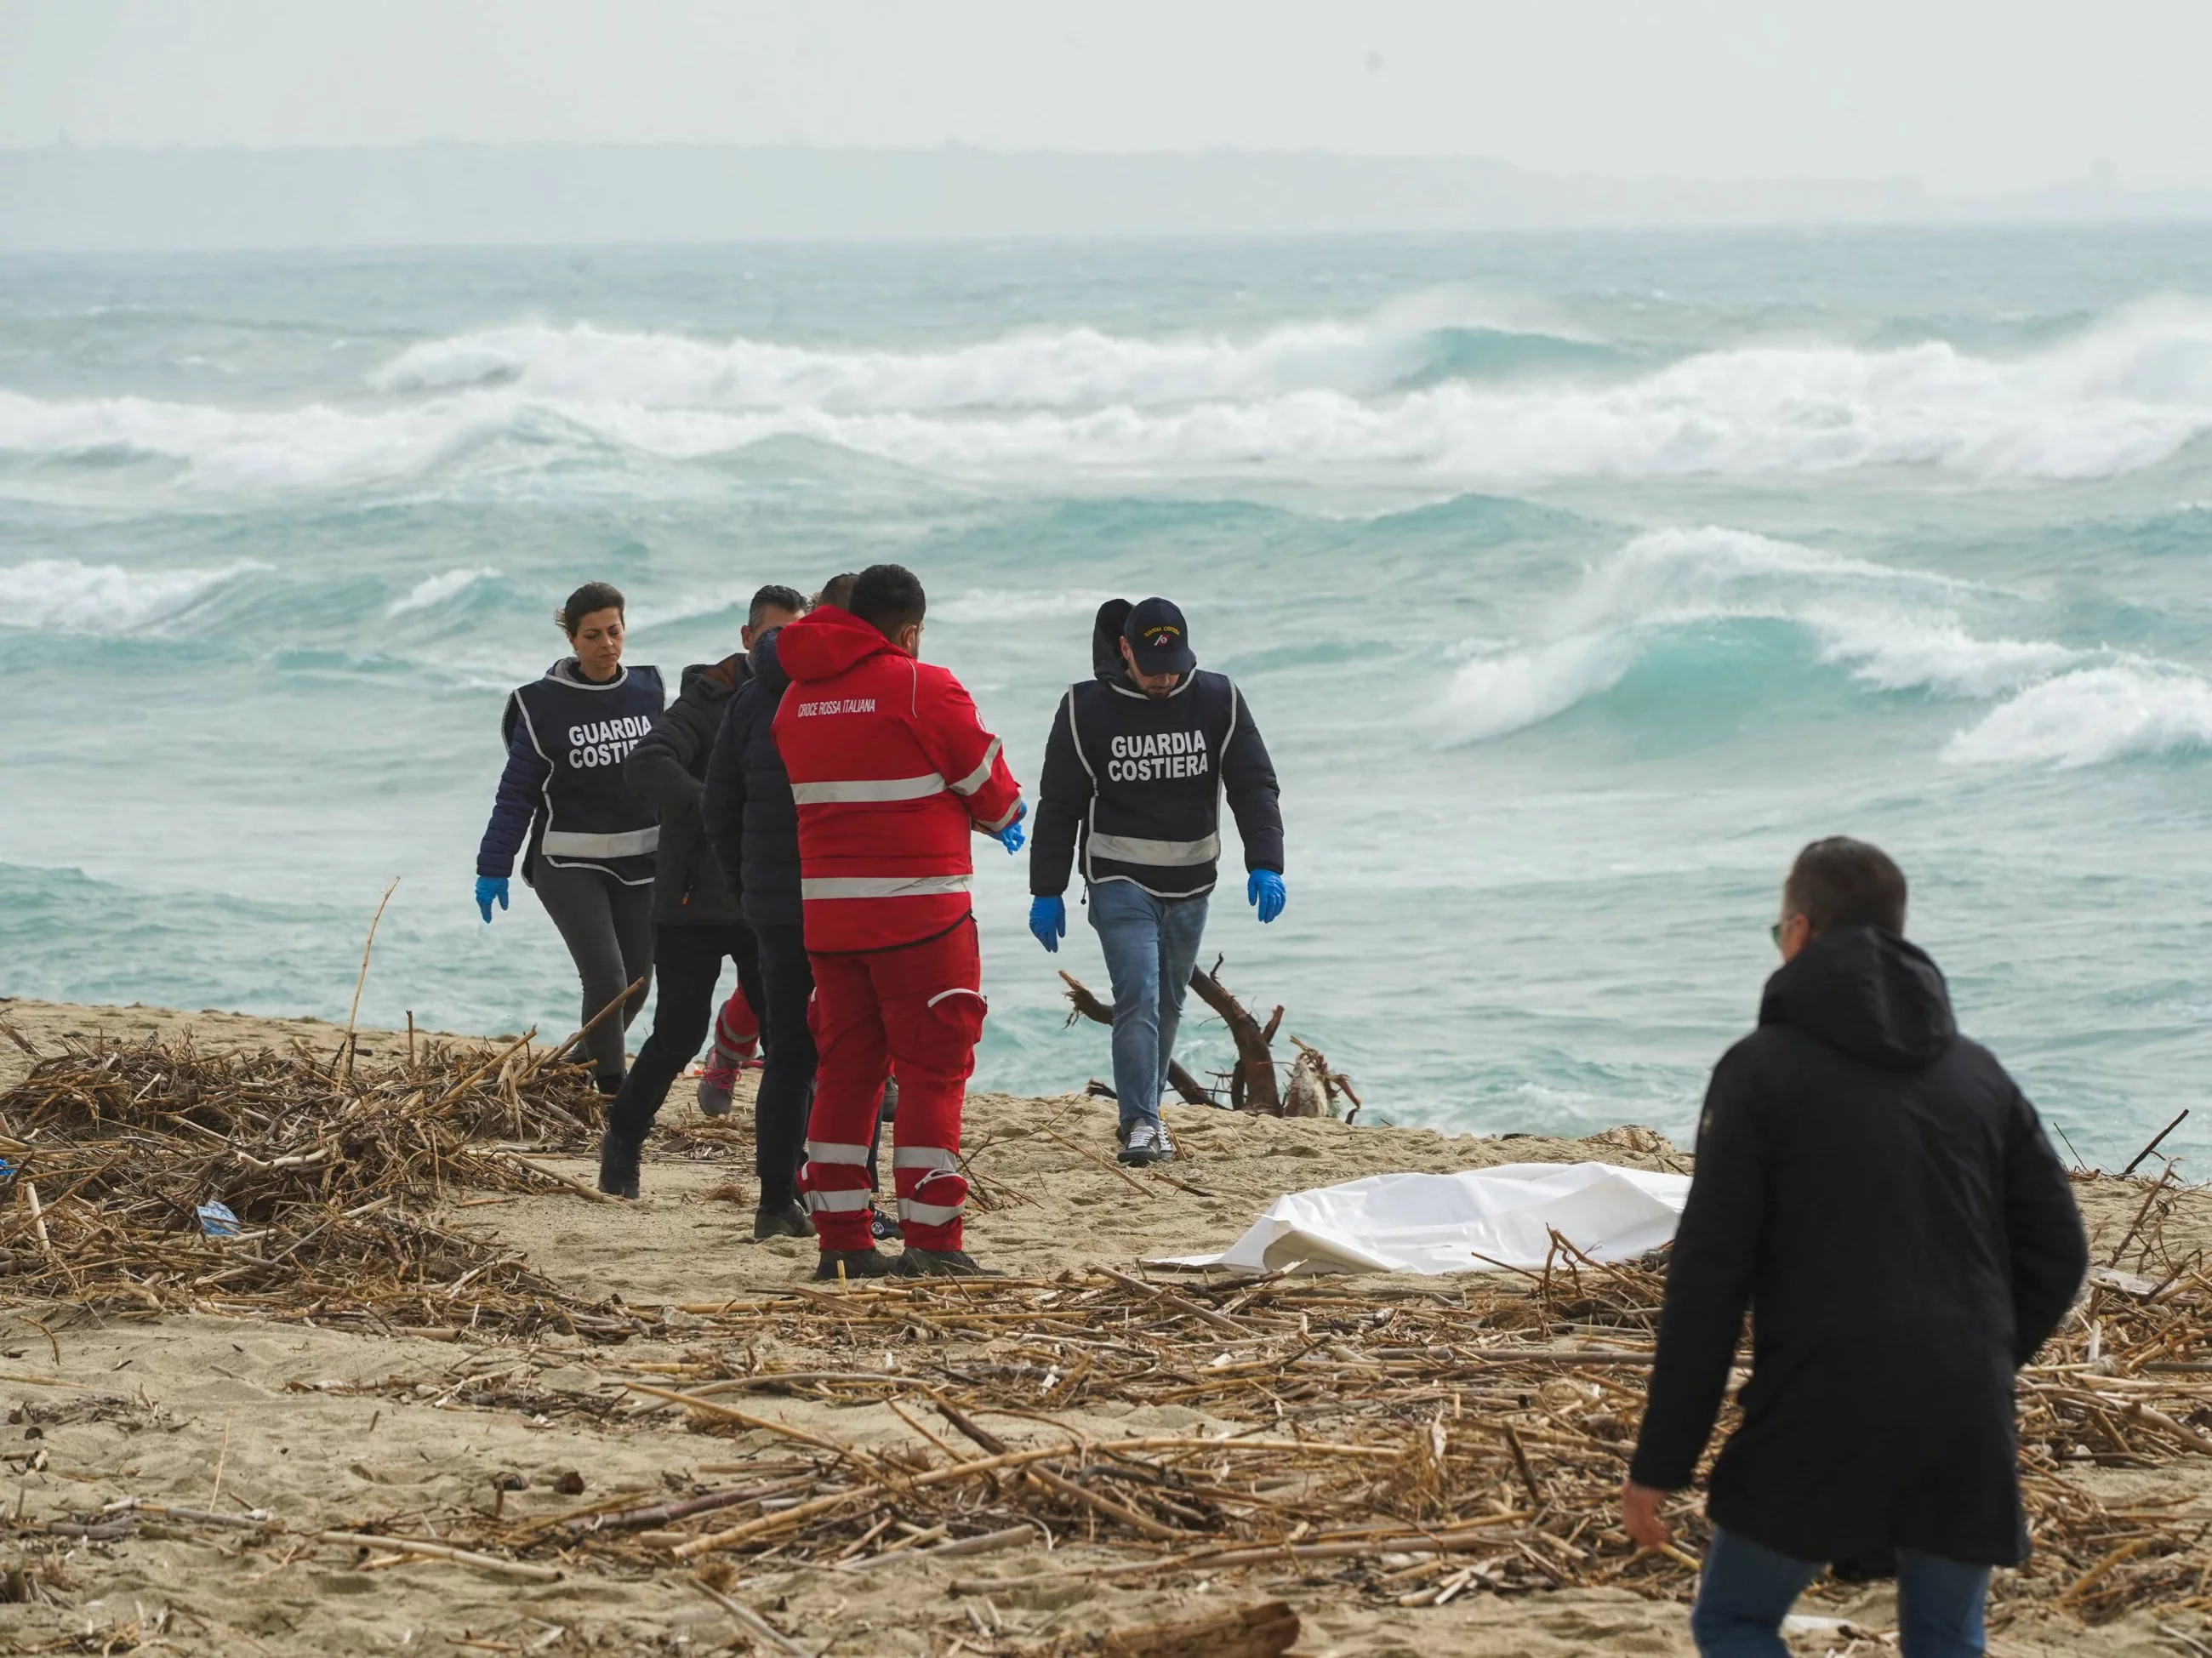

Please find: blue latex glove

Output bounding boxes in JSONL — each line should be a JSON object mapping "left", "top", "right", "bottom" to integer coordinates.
{"left": 1029, "top": 895, "right": 1066, "bottom": 953}
{"left": 476, "top": 875, "right": 510, "bottom": 923}
{"left": 1247, "top": 869, "right": 1286, "bottom": 924}
{"left": 993, "top": 801, "right": 1028, "bottom": 855}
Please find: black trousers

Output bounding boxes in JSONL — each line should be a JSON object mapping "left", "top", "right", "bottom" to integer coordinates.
{"left": 751, "top": 921, "right": 817, "bottom": 1190}
{"left": 533, "top": 861, "right": 654, "bottom": 1087}
{"left": 607, "top": 923, "right": 762, "bottom": 1141}
{"left": 755, "top": 920, "right": 899, "bottom": 1194}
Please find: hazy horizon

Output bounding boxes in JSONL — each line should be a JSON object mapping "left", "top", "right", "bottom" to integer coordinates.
{"left": 6, "top": 0, "right": 2211, "bottom": 192}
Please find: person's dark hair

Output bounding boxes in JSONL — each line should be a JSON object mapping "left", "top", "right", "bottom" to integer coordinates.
{"left": 849, "top": 564, "right": 926, "bottom": 640}
{"left": 748, "top": 584, "right": 807, "bottom": 630}
{"left": 1784, "top": 837, "right": 1908, "bottom": 937}
{"left": 557, "top": 581, "right": 625, "bottom": 636}
{"left": 813, "top": 572, "right": 858, "bottom": 612}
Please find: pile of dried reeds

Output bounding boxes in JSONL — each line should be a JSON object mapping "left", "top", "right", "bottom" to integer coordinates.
{"left": 0, "top": 1032, "right": 658, "bottom": 1337}
{"left": 286, "top": 1222, "right": 2207, "bottom": 1630}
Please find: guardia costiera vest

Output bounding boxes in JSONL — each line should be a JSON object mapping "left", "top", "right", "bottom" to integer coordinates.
{"left": 1067, "top": 669, "right": 1249, "bottom": 897}
{"left": 502, "top": 662, "right": 665, "bottom": 886}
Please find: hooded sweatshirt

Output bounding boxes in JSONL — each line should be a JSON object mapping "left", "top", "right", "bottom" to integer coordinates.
{"left": 1630, "top": 926, "right": 2087, "bottom": 1566}
{"left": 1029, "top": 598, "right": 1282, "bottom": 901}
{"left": 769, "top": 605, "right": 1023, "bottom": 954}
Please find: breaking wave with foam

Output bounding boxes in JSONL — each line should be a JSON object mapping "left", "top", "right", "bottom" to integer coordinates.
{"left": 386, "top": 567, "right": 499, "bottom": 617}
{"left": 0, "top": 557, "right": 267, "bottom": 635}
{"left": 1439, "top": 527, "right": 2057, "bottom": 742}
{"left": 1434, "top": 523, "right": 2212, "bottom": 768}
{"left": 1945, "top": 664, "right": 2212, "bottom": 768}
{"left": 13, "top": 297, "right": 2212, "bottom": 491}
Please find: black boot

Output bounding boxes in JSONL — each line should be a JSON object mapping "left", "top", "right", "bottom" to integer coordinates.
{"left": 753, "top": 1181, "right": 812, "bottom": 1240}
{"left": 596, "top": 1128, "right": 643, "bottom": 1199}
{"left": 812, "top": 1248, "right": 896, "bottom": 1282}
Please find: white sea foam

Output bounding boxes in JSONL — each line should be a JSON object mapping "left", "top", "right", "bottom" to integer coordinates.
{"left": 932, "top": 589, "right": 1120, "bottom": 624}
{"left": 1441, "top": 527, "right": 2084, "bottom": 744}
{"left": 386, "top": 567, "right": 499, "bottom": 617}
{"left": 1945, "top": 664, "right": 2212, "bottom": 767}
{"left": 16, "top": 298, "right": 2212, "bottom": 488}
{"left": 368, "top": 292, "right": 1571, "bottom": 411}
{"left": 0, "top": 557, "right": 266, "bottom": 635}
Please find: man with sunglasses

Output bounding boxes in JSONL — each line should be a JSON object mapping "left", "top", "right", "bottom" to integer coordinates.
{"left": 1622, "top": 838, "right": 2086, "bottom": 1657}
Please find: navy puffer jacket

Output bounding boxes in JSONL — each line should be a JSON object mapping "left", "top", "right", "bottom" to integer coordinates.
{"left": 702, "top": 627, "right": 801, "bottom": 928}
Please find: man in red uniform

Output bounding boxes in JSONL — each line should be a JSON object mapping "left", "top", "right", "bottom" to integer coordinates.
{"left": 772, "top": 564, "right": 1025, "bottom": 1279}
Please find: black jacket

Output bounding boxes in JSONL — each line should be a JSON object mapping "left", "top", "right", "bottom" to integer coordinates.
{"left": 623, "top": 655, "right": 750, "bottom": 927}
{"left": 1030, "top": 599, "right": 1284, "bottom": 900}
{"left": 702, "top": 627, "right": 801, "bottom": 930}
{"left": 1630, "top": 927, "right": 2087, "bottom": 1567}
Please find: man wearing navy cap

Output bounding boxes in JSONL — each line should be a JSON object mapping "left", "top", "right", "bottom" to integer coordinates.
{"left": 1028, "top": 597, "right": 1286, "bottom": 1163}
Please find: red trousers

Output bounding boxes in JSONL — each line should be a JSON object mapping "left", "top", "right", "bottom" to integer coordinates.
{"left": 797, "top": 921, "right": 984, "bottom": 1251}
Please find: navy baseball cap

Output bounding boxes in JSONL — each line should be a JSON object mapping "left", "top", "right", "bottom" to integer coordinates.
{"left": 1124, "top": 597, "right": 1195, "bottom": 675}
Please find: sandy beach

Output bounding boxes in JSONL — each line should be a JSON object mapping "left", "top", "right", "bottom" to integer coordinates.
{"left": 0, "top": 995, "right": 2206, "bottom": 1658}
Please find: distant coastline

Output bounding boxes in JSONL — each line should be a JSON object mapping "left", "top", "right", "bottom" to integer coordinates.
{"left": 2, "top": 141, "right": 2201, "bottom": 252}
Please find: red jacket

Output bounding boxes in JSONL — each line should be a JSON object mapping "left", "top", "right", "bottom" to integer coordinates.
{"left": 771, "top": 606, "right": 1024, "bottom": 953}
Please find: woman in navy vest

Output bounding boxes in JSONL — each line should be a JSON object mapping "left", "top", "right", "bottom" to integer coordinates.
{"left": 476, "top": 581, "right": 666, "bottom": 1093}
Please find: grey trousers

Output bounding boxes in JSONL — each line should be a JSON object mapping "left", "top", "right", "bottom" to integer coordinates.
{"left": 533, "top": 861, "right": 654, "bottom": 1087}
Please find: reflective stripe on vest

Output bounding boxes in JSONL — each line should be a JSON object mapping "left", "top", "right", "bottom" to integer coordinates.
{"left": 540, "top": 827, "right": 660, "bottom": 858}
{"left": 1086, "top": 831, "right": 1222, "bottom": 869}
{"left": 801, "top": 874, "right": 973, "bottom": 900}
{"left": 790, "top": 772, "right": 946, "bottom": 805}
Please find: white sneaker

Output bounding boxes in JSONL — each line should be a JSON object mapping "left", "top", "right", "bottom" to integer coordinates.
{"left": 1116, "top": 1121, "right": 1175, "bottom": 1166}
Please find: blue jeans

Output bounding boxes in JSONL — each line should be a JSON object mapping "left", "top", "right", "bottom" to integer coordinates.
{"left": 1690, "top": 1526, "right": 1988, "bottom": 1658}
{"left": 1088, "top": 881, "right": 1210, "bottom": 1136}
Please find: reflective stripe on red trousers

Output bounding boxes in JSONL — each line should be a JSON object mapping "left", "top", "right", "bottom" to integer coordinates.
{"left": 796, "top": 920, "right": 983, "bottom": 1251}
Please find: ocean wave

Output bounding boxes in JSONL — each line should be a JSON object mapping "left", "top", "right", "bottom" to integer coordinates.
{"left": 367, "top": 292, "right": 1586, "bottom": 411}
{"left": 386, "top": 566, "right": 499, "bottom": 617}
{"left": 17, "top": 298, "right": 2212, "bottom": 487}
{"left": 1944, "top": 664, "right": 2212, "bottom": 767}
{"left": 931, "top": 588, "right": 1120, "bottom": 624}
{"left": 0, "top": 557, "right": 268, "bottom": 635}
{"left": 1440, "top": 527, "right": 2081, "bottom": 744}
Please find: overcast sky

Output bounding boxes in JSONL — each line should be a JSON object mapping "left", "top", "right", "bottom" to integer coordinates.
{"left": 4, "top": 0, "right": 2209, "bottom": 195}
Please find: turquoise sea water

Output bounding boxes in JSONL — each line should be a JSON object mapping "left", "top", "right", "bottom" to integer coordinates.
{"left": 3, "top": 229, "right": 2209, "bottom": 1167}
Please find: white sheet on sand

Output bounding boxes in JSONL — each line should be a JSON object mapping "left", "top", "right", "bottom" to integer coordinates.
{"left": 1149, "top": 1161, "right": 1694, "bottom": 1277}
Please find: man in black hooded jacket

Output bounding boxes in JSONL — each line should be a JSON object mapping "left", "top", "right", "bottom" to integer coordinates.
{"left": 596, "top": 585, "right": 805, "bottom": 1203}
{"left": 1028, "top": 597, "right": 1284, "bottom": 1165}
{"left": 1622, "top": 837, "right": 2086, "bottom": 1658}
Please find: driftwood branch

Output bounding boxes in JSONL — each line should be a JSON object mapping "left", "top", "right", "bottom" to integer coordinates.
{"left": 1189, "top": 956, "right": 1281, "bottom": 1114}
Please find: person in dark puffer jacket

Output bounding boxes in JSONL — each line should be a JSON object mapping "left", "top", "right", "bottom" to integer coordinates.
{"left": 596, "top": 585, "right": 806, "bottom": 1205}
{"left": 704, "top": 574, "right": 901, "bottom": 1245}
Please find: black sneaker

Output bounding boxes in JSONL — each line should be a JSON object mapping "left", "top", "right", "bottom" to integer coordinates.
{"left": 870, "top": 1206, "right": 904, "bottom": 1242}
{"left": 596, "top": 1129, "right": 642, "bottom": 1199}
{"left": 893, "top": 1247, "right": 1003, "bottom": 1279}
{"left": 1116, "top": 1121, "right": 1175, "bottom": 1166}
{"left": 812, "top": 1249, "right": 896, "bottom": 1282}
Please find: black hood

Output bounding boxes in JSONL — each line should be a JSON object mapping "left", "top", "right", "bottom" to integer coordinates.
{"left": 676, "top": 652, "right": 747, "bottom": 706}
{"left": 1759, "top": 926, "right": 1957, "bottom": 1072}
{"left": 750, "top": 628, "right": 790, "bottom": 699}
{"left": 1090, "top": 598, "right": 1134, "bottom": 684}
